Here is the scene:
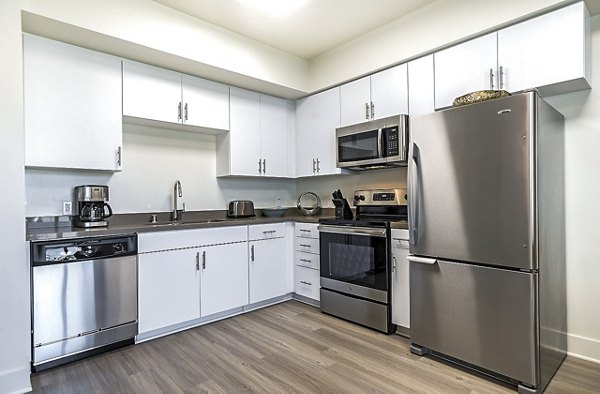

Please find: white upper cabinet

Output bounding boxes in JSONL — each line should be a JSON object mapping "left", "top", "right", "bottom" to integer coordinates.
{"left": 23, "top": 34, "right": 123, "bottom": 171}
{"left": 123, "top": 60, "right": 229, "bottom": 131}
{"left": 497, "top": 1, "right": 591, "bottom": 96}
{"left": 408, "top": 55, "right": 435, "bottom": 117}
{"left": 434, "top": 2, "right": 591, "bottom": 109}
{"left": 181, "top": 74, "right": 230, "bottom": 130}
{"left": 434, "top": 33, "right": 498, "bottom": 109}
{"left": 295, "top": 87, "right": 343, "bottom": 177}
{"left": 217, "top": 87, "right": 293, "bottom": 177}
{"left": 340, "top": 64, "right": 408, "bottom": 127}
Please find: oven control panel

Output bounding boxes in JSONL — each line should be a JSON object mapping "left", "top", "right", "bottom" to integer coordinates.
{"left": 353, "top": 188, "right": 407, "bottom": 206}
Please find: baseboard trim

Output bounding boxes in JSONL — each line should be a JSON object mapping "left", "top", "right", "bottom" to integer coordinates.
{"left": 0, "top": 365, "right": 31, "bottom": 394}
{"left": 567, "top": 332, "right": 600, "bottom": 364}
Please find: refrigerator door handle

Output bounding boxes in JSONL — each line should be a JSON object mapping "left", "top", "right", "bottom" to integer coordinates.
{"left": 408, "top": 256, "right": 437, "bottom": 265}
{"left": 409, "top": 143, "right": 421, "bottom": 245}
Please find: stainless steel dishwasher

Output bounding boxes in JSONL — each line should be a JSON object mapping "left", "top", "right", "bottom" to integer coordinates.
{"left": 31, "top": 234, "right": 138, "bottom": 371}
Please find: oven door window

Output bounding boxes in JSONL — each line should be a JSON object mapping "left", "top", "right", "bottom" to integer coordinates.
{"left": 338, "top": 129, "right": 379, "bottom": 163}
{"left": 321, "top": 232, "right": 388, "bottom": 291}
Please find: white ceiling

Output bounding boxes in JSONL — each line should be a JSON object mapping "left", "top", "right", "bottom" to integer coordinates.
{"left": 153, "top": 0, "right": 435, "bottom": 60}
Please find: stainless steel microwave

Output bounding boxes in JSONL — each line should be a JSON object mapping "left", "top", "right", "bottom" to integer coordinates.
{"left": 336, "top": 114, "right": 409, "bottom": 170}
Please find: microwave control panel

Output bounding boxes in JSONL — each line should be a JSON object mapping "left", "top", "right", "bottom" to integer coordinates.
{"left": 383, "top": 126, "right": 399, "bottom": 157}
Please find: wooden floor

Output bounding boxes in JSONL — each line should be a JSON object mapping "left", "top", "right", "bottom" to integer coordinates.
{"left": 32, "top": 301, "right": 600, "bottom": 393}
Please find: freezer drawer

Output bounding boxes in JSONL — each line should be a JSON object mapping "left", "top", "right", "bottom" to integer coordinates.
{"left": 410, "top": 258, "right": 538, "bottom": 386}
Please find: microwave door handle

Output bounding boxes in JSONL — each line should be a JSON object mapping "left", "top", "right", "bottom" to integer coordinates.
{"left": 409, "top": 142, "right": 421, "bottom": 246}
{"left": 378, "top": 128, "right": 384, "bottom": 158}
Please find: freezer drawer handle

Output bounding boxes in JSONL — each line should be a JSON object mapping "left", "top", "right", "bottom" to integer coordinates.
{"left": 407, "top": 256, "right": 438, "bottom": 265}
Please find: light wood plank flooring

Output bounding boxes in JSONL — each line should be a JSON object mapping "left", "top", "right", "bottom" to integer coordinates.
{"left": 31, "top": 301, "right": 600, "bottom": 393}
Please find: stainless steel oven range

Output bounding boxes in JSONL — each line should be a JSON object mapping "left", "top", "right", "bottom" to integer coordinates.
{"left": 30, "top": 234, "right": 138, "bottom": 371}
{"left": 318, "top": 188, "right": 407, "bottom": 333}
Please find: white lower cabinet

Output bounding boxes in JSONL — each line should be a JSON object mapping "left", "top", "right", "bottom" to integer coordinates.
{"left": 294, "top": 223, "right": 320, "bottom": 301}
{"left": 249, "top": 237, "right": 288, "bottom": 304}
{"left": 391, "top": 229, "right": 410, "bottom": 329}
{"left": 138, "top": 249, "right": 200, "bottom": 335}
{"left": 200, "top": 242, "right": 249, "bottom": 317}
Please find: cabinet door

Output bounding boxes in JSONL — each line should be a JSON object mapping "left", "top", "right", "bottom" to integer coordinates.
{"left": 260, "top": 94, "right": 290, "bottom": 177}
{"left": 391, "top": 230, "right": 410, "bottom": 328}
{"left": 408, "top": 55, "right": 435, "bottom": 116}
{"left": 340, "top": 76, "right": 370, "bottom": 127}
{"left": 122, "top": 60, "right": 182, "bottom": 124}
{"left": 249, "top": 238, "right": 288, "bottom": 303}
{"left": 182, "top": 74, "right": 229, "bottom": 130}
{"left": 371, "top": 64, "right": 409, "bottom": 119}
{"left": 295, "top": 95, "right": 317, "bottom": 177}
{"left": 434, "top": 33, "right": 498, "bottom": 109}
{"left": 200, "top": 242, "right": 249, "bottom": 317}
{"left": 23, "top": 35, "right": 123, "bottom": 171}
{"left": 138, "top": 249, "right": 200, "bottom": 334}
{"left": 313, "top": 87, "right": 342, "bottom": 176}
{"left": 498, "top": 2, "right": 590, "bottom": 95}
{"left": 229, "top": 87, "right": 261, "bottom": 176}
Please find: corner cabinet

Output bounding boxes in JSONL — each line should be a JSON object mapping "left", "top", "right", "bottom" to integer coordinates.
{"left": 434, "top": 2, "right": 590, "bottom": 109}
{"left": 217, "top": 87, "right": 294, "bottom": 177}
{"left": 408, "top": 55, "right": 435, "bottom": 117}
{"left": 23, "top": 34, "right": 123, "bottom": 171}
{"left": 296, "top": 87, "right": 344, "bottom": 177}
{"left": 123, "top": 60, "right": 229, "bottom": 132}
{"left": 340, "top": 64, "right": 408, "bottom": 127}
{"left": 248, "top": 223, "right": 288, "bottom": 304}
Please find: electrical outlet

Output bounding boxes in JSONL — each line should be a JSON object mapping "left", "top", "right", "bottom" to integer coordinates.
{"left": 62, "top": 201, "right": 73, "bottom": 216}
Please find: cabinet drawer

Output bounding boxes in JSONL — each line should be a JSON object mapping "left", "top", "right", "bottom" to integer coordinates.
{"left": 295, "top": 265, "right": 320, "bottom": 301}
{"left": 295, "top": 222, "right": 319, "bottom": 239}
{"left": 295, "top": 252, "right": 319, "bottom": 269}
{"left": 295, "top": 237, "right": 319, "bottom": 254}
{"left": 248, "top": 223, "right": 285, "bottom": 240}
{"left": 391, "top": 229, "right": 410, "bottom": 250}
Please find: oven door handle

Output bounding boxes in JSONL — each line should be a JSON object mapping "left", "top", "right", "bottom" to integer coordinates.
{"left": 317, "top": 225, "right": 387, "bottom": 238}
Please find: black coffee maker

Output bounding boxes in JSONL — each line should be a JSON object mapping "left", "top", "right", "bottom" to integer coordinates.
{"left": 73, "top": 185, "right": 113, "bottom": 228}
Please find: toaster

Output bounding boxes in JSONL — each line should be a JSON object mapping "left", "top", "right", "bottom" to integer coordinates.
{"left": 227, "top": 200, "right": 255, "bottom": 218}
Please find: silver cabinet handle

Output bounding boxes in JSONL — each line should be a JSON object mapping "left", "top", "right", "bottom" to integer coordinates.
{"left": 263, "top": 230, "right": 276, "bottom": 235}
{"left": 258, "top": 159, "right": 262, "bottom": 174}
{"left": 365, "top": 102, "right": 369, "bottom": 120}
{"left": 251, "top": 245, "right": 255, "bottom": 262}
{"left": 489, "top": 68, "right": 495, "bottom": 89}
{"left": 117, "top": 146, "right": 122, "bottom": 167}
{"left": 299, "top": 244, "right": 311, "bottom": 248}
{"left": 262, "top": 159, "right": 266, "bottom": 174}
{"left": 202, "top": 251, "right": 206, "bottom": 269}
{"left": 499, "top": 66, "right": 504, "bottom": 89}
{"left": 312, "top": 158, "right": 316, "bottom": 174}
{"left": 300, "top": 280, "right": 312, "bottom": 286}
{"left": 371, "top": 101, "right": 375, "bottom": 119}
{"left": 408, "top": 256, "right": 437, "bottom": 265}
{"left": 316, "top": 158, "right": 320, "bottom": 173}
{"left": 178, "top": 102, "right": 182, "bottom": 121}
{"left": 300, "top": 258, "right": 312, "bottom": 263}
{"left": 392, "top": 256, "right": 396, "bottom": 273}
{"left": 196, "top": 252, "right": 200, "bottom": 271}
{"left": 184, "top": 103, "right": 188, "bottom": 121}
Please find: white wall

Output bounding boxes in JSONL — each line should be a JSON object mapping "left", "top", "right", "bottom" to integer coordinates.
{"left": 545, "top": 14, "right": 600, "bottom": 363}
{"left": 0, "top": 1, "right": 31, "bottom": 393}
{"left": 25, "top": 124, "right": 297, "bottom": 217}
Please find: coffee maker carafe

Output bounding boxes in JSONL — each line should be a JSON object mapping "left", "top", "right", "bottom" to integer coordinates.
{"left": 74, "top": 185, "right": 113, "bottom": 228}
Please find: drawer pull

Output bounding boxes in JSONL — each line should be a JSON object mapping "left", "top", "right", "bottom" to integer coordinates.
{"left": 300, "top": 258, "right": 312, "bottom": 263}
{"left": 299, "top": 244, "right": 311, "bottom": 248}
{"left": 300, "top": 280, "right": 312, "bottom": 286}
{"left": 300, "top": 229, "right": 311, "bottom": 232}
{"left": 263, "top": 230, "right": 276, "bottom": 234}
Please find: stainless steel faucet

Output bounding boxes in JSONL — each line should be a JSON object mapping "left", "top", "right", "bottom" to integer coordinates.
{"left": 172, "top": 180, "right": 183, "bottom": 221}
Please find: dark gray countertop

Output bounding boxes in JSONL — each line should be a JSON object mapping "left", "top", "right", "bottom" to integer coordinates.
{"left": 26, "top": 208, "right": 335, "bottom": 242}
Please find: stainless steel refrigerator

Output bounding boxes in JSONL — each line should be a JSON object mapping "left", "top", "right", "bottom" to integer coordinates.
{"left": 408, "top": 92, "right": 566, "bottom": 394}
